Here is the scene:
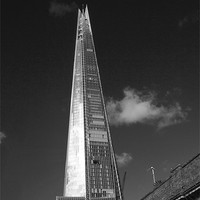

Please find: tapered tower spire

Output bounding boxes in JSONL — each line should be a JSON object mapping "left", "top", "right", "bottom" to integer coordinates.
{"left": 56, "top": 5, "right": 123, "bottom": 200}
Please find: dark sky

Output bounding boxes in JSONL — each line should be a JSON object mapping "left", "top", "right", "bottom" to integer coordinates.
{"left": 1, "top": 0, "right": 199, "bottom": 200}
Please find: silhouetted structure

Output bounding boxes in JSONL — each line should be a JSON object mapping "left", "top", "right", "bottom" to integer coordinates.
{"left": 141, "top": 154, "right": 200, "bottom": 200}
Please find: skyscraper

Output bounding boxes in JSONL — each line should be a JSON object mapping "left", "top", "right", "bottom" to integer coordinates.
{"left": 57, "top": 6, "right": 123, "bottom": 200}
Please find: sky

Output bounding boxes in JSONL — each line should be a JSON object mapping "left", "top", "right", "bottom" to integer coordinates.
{"left": 1, "top": 0, "right": 199, "bottom": 200}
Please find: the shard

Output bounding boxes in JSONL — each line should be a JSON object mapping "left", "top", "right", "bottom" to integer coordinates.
{"left": 56, "top": 6, "right": 123, "bottom": 200}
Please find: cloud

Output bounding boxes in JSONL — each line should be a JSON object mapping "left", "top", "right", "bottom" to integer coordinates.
{"left": 178, "top": 11, "right": 199, "bottom": 28}
{"left": 106, "top": 87, "right": 187, "bottom": 129}
{"left": 0, "top": 132, "right": 6, "bottom": 144}
{"left": 116, "top": 153, "right": 133, "bottom": 167}
{"left": 49, "top": 1, "right": 78, "bottom": 17}
{"left": 178, "top": 17, "right": 189, "bottom": 27}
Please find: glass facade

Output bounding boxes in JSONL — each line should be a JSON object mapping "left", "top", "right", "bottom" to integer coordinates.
{"left": 60, "top": 6, "right": 123, "bottom": 200}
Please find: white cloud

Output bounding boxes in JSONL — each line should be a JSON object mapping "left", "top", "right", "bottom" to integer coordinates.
{"left": 178, "top": 17, "right": 188, "bottom": 27}
{"left": 116, "top": 152, "right": 133, "bottom": 167}
{"left": 178, "top": 11, "right": 199, "bottom": 28}
{"left": 106, "top": 87, "right": 187, "bottom": 129}
{"left": 0, "top": 132, "right": 6, "bottom": 144}
{"left": 49, "top": 1, "right": 78, "bottom": 17}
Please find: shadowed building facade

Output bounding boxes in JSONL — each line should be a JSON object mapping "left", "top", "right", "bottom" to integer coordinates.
{"left": 56, "top": 6, "right": 123, "bottom": 200}
{"left": 140, "top": 154, "right": 200, "bottom": 200}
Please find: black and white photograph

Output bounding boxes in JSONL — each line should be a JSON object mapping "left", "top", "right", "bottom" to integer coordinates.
{"left": 1, "top": 0, "right": 199, "bottom": 200}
